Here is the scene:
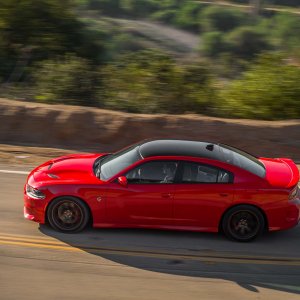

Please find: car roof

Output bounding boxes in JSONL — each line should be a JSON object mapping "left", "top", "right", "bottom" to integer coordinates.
{"left": 138, "top": 139, "right": 221, "bottom": 160}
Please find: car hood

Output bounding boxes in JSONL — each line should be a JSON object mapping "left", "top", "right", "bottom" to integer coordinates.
{"left": 31, "top": 153, "right": 107, "bottom": 185}
{"left": 259, "top": 157, "right": 299, "bottom": 188}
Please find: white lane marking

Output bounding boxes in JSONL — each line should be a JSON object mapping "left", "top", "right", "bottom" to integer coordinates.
{"left": 0, "top": 170, "right": 29, "bottom": 175}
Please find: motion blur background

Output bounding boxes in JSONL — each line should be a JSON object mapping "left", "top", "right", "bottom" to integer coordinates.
{"left": 0, "top": 0, "right": 299, "bottom": 120}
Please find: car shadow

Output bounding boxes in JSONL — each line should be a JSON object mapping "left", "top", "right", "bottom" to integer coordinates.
{"left": 39, "top": 225, "right": 300, "bottom": 295}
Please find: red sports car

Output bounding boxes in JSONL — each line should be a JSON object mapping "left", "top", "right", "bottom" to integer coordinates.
{"left": 24, "top": 139, "right": 300, "bottom": 242}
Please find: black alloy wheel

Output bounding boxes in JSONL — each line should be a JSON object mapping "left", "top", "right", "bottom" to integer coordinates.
{"left": 222, "top": 205, "right": 265, "bottom": 242}
{"left": 47, "top": 197, "right": 89, "bottom": 233}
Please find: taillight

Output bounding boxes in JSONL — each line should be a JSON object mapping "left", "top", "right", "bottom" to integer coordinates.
{"left": 289, "top": 185, "right": 300, "bottom": 205}
{"left": 290, "top": 186, "right": 299, "bottom": 199}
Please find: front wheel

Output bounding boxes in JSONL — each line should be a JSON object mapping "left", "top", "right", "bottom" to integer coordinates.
{"left": 47, "top": 197, "right": 89, "bottom": 233}
{"left": 222, "top": 205, "right": 265, "bottom": 242}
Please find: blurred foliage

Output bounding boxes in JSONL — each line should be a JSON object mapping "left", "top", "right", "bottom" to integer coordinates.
{"left": 0, "top": 0, "right": 299, "bottom": 120}
{"left": 201, "top": 31, "right": 226, "bottom": 58}
{"left": 273, "top": 13, "right": 300, "bottom": 52}
{"left": 231, "top": 0, "right": 299, "bottom": 7}
{"left": 200, "top": 6, "right": 246, "bottom": 33}
{"left": 33, "top": 55, "right": 102, "bottom": 106}
{"left": 219, "top": 54, "right": 300, "bottom": 119}
{"left": 101, "top": 50, "right": 217, "bottom": 114}
{"left": 225, "top": 26, "right": 271, "bottom": 59}
{"left": 151, "top": 9, "right": 177, "bottom": 24}
{"left": 0, "top": 0, "right": 104, "bottom": 80}
{"left": 171, "top": 2, "right": 204, "bottom": 32}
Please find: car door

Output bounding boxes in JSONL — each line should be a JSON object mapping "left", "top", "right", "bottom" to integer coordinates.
{"left": 105, "top": 160, "right": 179, "bottom": 226}
{"left": 173, "top": 161, "right": 234, "bottom": 231}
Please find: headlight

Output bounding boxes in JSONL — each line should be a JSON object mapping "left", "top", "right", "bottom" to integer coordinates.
{"left": 26, "top": 184, "right": 46, "bottom": 199}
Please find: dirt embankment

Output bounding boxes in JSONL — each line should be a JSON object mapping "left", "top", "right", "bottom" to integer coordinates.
{"left": 0, "top": 98, "right": 299, "bottom": 160}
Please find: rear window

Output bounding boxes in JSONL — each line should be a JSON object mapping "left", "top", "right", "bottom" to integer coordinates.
{"left": 219, "top": 145, "right": 266, "bottom": 178}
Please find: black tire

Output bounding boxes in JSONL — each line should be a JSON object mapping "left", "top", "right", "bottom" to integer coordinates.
{"left": 222, "top": 205, "right": 265, "bottom": 242}
{"left": 47, "top": 196, "right": 90, "bottom": 233}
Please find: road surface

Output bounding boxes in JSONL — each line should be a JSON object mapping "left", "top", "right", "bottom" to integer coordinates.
{"left": 0, "top": 166, "right": 300, "bottom": 300}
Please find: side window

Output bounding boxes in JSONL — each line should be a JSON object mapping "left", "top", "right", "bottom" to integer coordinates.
{"left": 182, "top": 162, "right": 231, "bottom": 183}
{"left": 126, "top": 161, "right": 178, "bottom": 184}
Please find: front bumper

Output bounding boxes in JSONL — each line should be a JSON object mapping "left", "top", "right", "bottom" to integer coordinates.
{"left": 24, "top": 194, "right": 46, "bottom": 224}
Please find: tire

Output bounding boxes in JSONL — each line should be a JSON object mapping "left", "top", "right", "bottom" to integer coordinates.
{"left": 222, "top": 205, "right": 265, "bottom": 242}
{"left": 47, "top": 196, "right": 90, "bottom": 233}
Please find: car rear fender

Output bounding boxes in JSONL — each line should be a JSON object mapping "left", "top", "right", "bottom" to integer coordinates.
{"left": 219, "top": 203, "right": 269, "bottom": 232}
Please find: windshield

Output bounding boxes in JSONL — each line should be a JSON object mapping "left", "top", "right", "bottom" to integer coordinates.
{"left": 219, "top": 144, "right": 266, "bottom": 178}
{"left": 99, "top": 145, "right": 142, "bottom": 180}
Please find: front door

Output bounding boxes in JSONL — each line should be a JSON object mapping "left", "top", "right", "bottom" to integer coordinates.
{"left": 106, "top": 160, "right": 178, "bottom": 226}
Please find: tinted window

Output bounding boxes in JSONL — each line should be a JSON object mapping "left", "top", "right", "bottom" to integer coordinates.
{"left": 182, "top": 162, "right": 231, "bottom": 183}
{"left": 126, "top": 161, "right": 178, "bottom": 184}
{"left": 219, "top": 145, "right": 266, "bottom": 178}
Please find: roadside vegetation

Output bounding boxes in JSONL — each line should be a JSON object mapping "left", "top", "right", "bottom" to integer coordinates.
{"left": 230, "top": 0, "right": 299, "bottom": 7}
{"left": 0, "top": 0, "right": 299, "bottom": 120}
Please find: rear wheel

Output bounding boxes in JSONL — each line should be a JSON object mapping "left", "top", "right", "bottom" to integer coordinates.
{"left": 222, "top": 205, "right": 265, "bottom": 242}
{"left": 47, "top": 197, "right": 89, "bottom": 233}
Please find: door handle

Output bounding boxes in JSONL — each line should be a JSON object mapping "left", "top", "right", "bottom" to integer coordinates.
{"left": 219, "top": 193, "right": 229, "bottom": 197}
{"left": 161, "top": 193, "right": 172, "bottom": 198}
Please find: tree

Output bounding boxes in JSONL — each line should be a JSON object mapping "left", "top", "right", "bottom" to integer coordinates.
{"left": 250, "top": 0, "right": 262, "bottom": 16}
{"left": 0, "top": 0, "right": 103, "bottom": 81}
{"left": 200, "top": 6, "right": 246, "bottom": 33}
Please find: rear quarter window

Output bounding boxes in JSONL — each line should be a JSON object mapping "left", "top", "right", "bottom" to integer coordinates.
{"left": 219, "top": 145, "right": 266, "bottom": 178}
{"left": 181, "top": 162, "right": 233, "bottom": 183}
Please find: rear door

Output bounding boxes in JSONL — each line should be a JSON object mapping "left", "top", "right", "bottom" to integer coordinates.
{"left": 173, "top": 161, "right": 234, "bottom": 231}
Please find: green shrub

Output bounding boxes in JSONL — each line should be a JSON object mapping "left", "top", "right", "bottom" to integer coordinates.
{"left": 201, "top": 31, "right": 227, "bottom": 57}
{"left": 101, "top": 50, "right": 217, "bottom": 114}
{"left": 173, "top": 2, "right": 204, "bottom": 32}
{"left": 150, "top": 9, "right": 176, "bottom": 23}
{"left": 33, "top": 55, "right": 102, "bottom": 106}
{"left": 273, "top": 13, "right": 300, "bottom": 51}
{"left": 219, "top": 53, "right": 300, "bottom": 119}
{"left": 230, "top": 0, "right": 299, "bottom": 6}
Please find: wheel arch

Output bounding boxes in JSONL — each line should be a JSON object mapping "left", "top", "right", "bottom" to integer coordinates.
{"left": 218, "top": 203, "right": 269, "bottom": 233}
{"left": 45, "top": 195, "right": 93, "bottom": 226}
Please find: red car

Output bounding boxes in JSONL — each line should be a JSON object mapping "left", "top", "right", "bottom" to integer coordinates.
{"left": 24, "top": 139, "right": 300, "bottom": 242}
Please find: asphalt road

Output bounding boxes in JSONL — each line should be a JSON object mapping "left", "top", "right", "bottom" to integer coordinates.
{"left": 1, "top": 168, "right": 300, "bottom": 300}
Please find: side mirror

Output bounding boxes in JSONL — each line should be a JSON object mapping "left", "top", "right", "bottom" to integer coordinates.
{"left": 117, "top": 176, "right": 128, "bottom": 187}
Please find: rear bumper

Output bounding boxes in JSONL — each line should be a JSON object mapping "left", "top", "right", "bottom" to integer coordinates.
{"left": 24, "top": 194, "right": 46, "bottom": 224}
{"left": 269, "top": 202, "right": 300, "bottom": 231}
